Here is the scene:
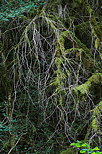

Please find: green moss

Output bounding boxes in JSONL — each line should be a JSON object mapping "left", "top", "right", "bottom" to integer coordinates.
{"left": 57, "top": 30, "right": 94, "bottom": 71}
{"left": 88, "top": 73, "right": 102, "bottom": 84}
{"left": 73, "top": 73, "right": 102, "bottom": 95}
{"left": 91, "top": 101, "right": 102, "bottom": 133}
{"left": 57, "top": 31, "right": 69, "bottom": 55}
{"left": 74, "top": 82, "right": 91, "bottom": 95}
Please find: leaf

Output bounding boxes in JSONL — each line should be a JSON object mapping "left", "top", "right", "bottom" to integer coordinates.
{"left": 70, "top": 143, "right": 76, "bottom": 146}
{"left": 8, "top": 15, "right": 15, "bottom": 18}
{"left": 92, "top": 147, "right": 100, "bottom": 151}
{"left": 0, "top": 124, "right": 5, "bottom": 129}
{"left": 74, "top": 143, "right": 82, "bottom": 147}
{"left": 80, "top": 150, "right": 86, "bottom": 153}
{"left": 11, "top": 119, "right": 17, "bottom": 123}
{"left": 3, "top": 18, "right": 9, "bottom": 21}
{"left": 4, "top": 127, "right": 11, "bottom": 131}
{"left": 40, "top": 3, "right": 44, "bottom": 5}
{"left": 81, "top": 143, "right": 90, "bottom": 148}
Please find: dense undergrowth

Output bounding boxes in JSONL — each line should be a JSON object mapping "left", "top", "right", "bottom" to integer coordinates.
{"left": 0, "top": 0, "right": 102, "bottom": 153}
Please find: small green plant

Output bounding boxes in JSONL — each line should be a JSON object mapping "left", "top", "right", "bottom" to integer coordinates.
{"left": 70, "top": 141, "right": 102, "bottom": 154}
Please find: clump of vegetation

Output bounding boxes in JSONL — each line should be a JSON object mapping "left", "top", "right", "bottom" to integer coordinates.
{"left": 61, "top": 141, "right": 102, "bottom": 154}
{"left": 70, "top": 141, "right": 102, "bottom": 154}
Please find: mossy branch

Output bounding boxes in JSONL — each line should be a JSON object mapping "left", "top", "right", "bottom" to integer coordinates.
{"left": 73, "top": 73, "right": 102, "bottom": 95}
{"left": 91, "top": 101, "right": 102, "bottom": 133}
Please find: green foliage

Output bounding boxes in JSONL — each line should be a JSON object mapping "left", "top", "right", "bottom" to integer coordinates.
{"left": 70, "top": 141, "right": 90, "bottom": 148}
{"left": 0, "top": 123, "right": 11, "bottom": 132}
{"left": 0, "top": 0, "right": 45, "bottom": 21}
{"left": 70, "top": 141, "right": 102, "bottom": 154}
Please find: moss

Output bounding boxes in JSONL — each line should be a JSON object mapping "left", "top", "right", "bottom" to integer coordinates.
{"left": 73, "top": 73, "right": 102, "bottom": 95}
{"left": 50, "top": 56, "right": 66, "bottom": 105}
{"left": 74, "top": 82, "right": 91, "bottom": 95}
{"left": 91, "top": 18, "right": 102, "bottom": 41}
{"left": 85, "top": 101, "right": 102, "bottom": 140}
{"left": 88, "top": 73, "right": 102, "bottom": 84}
{"left": 57, "top": 30, "right": 94, "bottom": 71}
{"left": 57, "top": 31, "right": 69, "bottom": 55}
{"left": 91, "top": 101, "right": 102, "bottom": 133}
